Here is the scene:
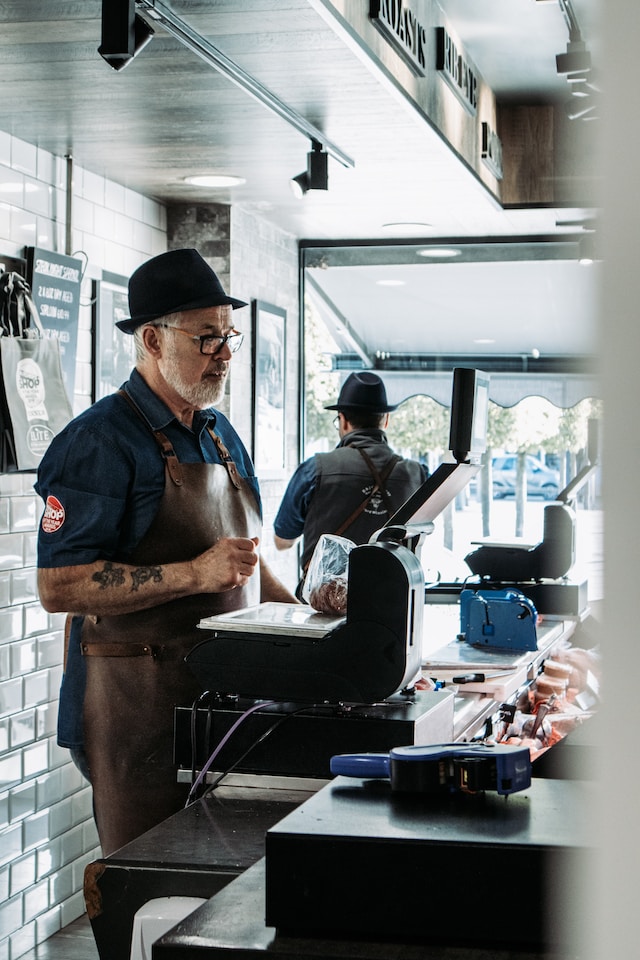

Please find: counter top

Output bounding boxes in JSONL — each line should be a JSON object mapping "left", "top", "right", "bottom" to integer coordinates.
{"left": 85, "top": 784, "right": 316, "bottom": 960}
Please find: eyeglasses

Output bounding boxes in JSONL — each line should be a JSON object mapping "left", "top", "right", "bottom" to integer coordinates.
{"left": 159, "top": 324, "right": 244, "bottom": 355}
{"left": 333, "top": 415, "right": 341, "bottom": 429}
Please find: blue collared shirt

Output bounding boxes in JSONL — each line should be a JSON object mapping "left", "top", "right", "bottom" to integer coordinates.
{"left": 273, "top": 456, "right": 317, "bottom": 541}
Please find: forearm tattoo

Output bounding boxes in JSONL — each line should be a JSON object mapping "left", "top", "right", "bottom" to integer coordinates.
{"left": 130, "top": 565, "right": 163, "bottom": 592}
{"left": 92, "top": 562, "right": 164, "bottom": 592}
{"left": 92, "top": 562, "right": 125, "bottom": 590}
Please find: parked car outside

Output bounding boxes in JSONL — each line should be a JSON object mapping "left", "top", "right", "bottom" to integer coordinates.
{"left": 491, "top": 454, "right": 561, "bottom": 500}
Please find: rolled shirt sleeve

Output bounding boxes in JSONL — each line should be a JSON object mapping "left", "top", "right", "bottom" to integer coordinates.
{"left": 273, "top": 457, "right": 317, "bottom": 541}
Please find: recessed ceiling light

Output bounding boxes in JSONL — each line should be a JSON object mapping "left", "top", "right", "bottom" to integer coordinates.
{"left": 376, "top": 279, "right": 405, "bottom": 286}
{"left": 474, "top": 338, "right": 495, "bottom": 344}
{"left": 417, "top": 247, "right": 462, "bottom": 258}
{"left": 183, "top": 174, "right": 246, "bottom": 187}
{"left": 381, "top": 221, "right": 432, "bottom": 230}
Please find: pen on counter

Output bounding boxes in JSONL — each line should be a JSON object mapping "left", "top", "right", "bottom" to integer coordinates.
{"left": 430, "top": 670, "right": 518, "bottom": 688}
{"left": 452, "top": 670, "right": 518, "bottom": 684}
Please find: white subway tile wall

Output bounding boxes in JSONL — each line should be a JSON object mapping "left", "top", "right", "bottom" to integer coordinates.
{"left": 0, "top": 134, "right": 167, "bottom": 960}
{"left": 228, "top": 205, "right": 301, "bottom": 593}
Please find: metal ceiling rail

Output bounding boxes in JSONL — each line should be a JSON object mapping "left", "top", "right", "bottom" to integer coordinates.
{"left": 136, "top": 0, "right": 356, "bottom": 169}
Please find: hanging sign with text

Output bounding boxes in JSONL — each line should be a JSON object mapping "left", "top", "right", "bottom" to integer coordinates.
{"left": 26, "top": 247, "right": 82, "bottom": 400}
{"left": 369, "top": 0, "right": 428, "bottom": 76}
{"left": 481, "top": 122, "right": 504, "bottom": 180}
{"left": 435, "top": 25, "right": 478, "bottom": 115}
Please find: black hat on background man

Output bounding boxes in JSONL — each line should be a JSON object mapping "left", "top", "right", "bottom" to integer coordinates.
{"left": 325, "top": 372, "right": 398, "bottom": 413}
{"left": 116, "top": 248, "right": 247, "bottom": 333}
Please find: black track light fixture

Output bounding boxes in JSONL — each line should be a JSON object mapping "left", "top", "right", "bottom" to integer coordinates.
{"left": 99, "top": 0, "right": 154, "bottom": 72}
{"left": 556, "top": 0, "right": 591, "bottom": 76}
{"left": 555, "top": 0, "right": 596, "bottom": 117}
{"left": 556, "top": 40, "right": 591, "bottom": 78}
{"left": 291, "top": 141, "right": 329, "bottom": 198}
{"left": 554, "top": 10, "right": 597, "bottom": 120}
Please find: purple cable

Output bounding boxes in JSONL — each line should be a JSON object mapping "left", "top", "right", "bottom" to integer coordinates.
{"left": 186, "top": 699, "right": 278, "bottom": 805}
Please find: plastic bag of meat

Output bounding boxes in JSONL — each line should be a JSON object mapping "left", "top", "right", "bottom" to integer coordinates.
{"left": 302, "top": 534, "right": 356, "bottom": 614}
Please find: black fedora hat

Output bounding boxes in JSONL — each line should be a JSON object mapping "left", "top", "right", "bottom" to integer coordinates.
{"left": 325, "top": 372, "right": 398, "bottom": 412}
{"left": 116, "top": 248, "right": 247, "bottom": 333}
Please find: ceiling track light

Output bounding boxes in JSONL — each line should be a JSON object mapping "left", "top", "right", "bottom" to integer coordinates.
{"left": 556, "top": 40, "right": 591, "bottom": 77}
{"left": 99, "top": 1, "right": 154, "bottom": 72}
{"left": 555, "top": 0, "right": 600, "bottom": 123}
{"left": 556, "top": 0, "right": 588, "bottom": 71}
{"left": 135, "top": 0, "right": 354, "bottom": 171}
{"left": 291, "top": 141, "right": 329, "bottom": 197}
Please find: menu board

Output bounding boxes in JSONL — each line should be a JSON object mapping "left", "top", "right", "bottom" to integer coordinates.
{"left": 26, "top": 247, "right": 83, "bottom": 399}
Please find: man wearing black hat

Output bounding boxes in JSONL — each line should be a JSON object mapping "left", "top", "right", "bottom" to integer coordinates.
{"left": 35, "top": 249, "right": 297, "bottom": 855}
{"left": 274, "top": 372, "right": 427, "bottom": 591}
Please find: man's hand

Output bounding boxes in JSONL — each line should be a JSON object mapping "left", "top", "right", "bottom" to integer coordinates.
{"left": 193, "top": 536, "right": 260, "bottom": 593}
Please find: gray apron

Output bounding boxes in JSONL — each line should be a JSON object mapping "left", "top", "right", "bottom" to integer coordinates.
{"left": 81, "top": 418, "right": 261, "bottom": 856}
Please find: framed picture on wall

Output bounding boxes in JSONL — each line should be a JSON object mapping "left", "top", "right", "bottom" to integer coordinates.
{"left": 252, "top": 299, "right": 286, "bottom": 472}
{"left": 91, "top": 271, "right": 133, "bottom": 401}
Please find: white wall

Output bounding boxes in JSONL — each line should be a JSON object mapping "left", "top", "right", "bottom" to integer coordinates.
{"left": 0, "top": 134, "right": 167, "bottom": 960}
{"left": 230, "top": 205, "right": 301, "bottom": 591}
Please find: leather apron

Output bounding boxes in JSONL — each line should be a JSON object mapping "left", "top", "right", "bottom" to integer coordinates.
{"left": 81, "top": 414, "right": 261, "bottom": 856}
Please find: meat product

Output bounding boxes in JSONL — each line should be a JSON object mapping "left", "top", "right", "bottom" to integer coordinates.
{"left": 309, "top": 578, "right": 348, "bottom": 615}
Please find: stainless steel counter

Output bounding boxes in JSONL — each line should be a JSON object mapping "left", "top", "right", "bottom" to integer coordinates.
{"left": 425, "top": 618, "right": 576, "bottom": 741}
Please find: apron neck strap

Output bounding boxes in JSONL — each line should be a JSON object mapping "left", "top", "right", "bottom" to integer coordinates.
{"left": 207, "top": 427, "right": 242, "bottom": 490}
{"left": 118, "top": 389, "right": 184, "bottom": 485}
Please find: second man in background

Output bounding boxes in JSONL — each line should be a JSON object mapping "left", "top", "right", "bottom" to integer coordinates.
{"left": 273, "top": 372, "right": 427, "bottom": 597}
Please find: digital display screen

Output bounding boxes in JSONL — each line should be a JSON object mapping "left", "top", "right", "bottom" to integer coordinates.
{"left": 449, "top": 368, "right": 489, "bottom": 461}
{"left": 471, "top": 377, "right": 489, "bottom": 453}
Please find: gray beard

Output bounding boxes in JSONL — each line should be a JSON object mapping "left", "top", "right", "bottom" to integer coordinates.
{"left": 160, "top": 353, "right": 227, "bottom": 409}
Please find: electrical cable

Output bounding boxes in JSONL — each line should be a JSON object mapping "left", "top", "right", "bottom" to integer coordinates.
{"left": 557, "top": 0, "right": 582, "bottom": 42}
{"left": 185, "top": 700, "right": 350, "bottom": 806}
{"left": 70, "top": 249, "right": 97, "bottom": 307}
{"left": 185, "top": 699, "right": 279, "bottom": 806}
{"left": 201, "top": 703, "right": 326, "bottom": 795}
{"left": 187, "top": 696, "right": 422, "bottom": 804}
{"left": 189, "top": 689, "right": 213, "bottom": 788}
